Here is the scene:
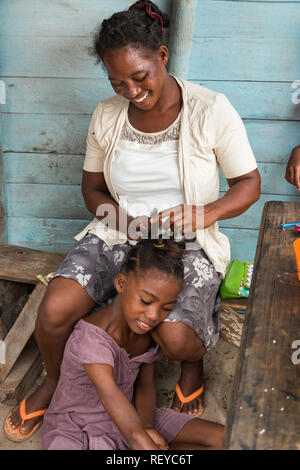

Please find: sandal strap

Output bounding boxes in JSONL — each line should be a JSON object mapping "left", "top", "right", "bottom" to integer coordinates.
{"left": 19, "top": 398, "right": 47, "bottom": 425}
{"left": 175, "top": 383, "right": 204, "bottom": 409}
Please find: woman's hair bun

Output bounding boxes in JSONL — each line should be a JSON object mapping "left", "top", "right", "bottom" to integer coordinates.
{"left": 129, "top": 1, "right": 170, "bottom": 28}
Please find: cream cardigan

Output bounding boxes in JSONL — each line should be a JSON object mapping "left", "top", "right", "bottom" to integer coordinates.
{"left": 75, "top": 77, "right": 257, "bottom": 277}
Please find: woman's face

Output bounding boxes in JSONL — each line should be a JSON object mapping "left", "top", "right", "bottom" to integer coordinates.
{"left": 115, "top": 269, "right": 182, "bottom": 335}
{"left": 102, "top": 45, "right": 169, "bottom": 111}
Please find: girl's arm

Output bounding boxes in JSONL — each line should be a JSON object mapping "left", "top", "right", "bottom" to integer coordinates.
{"left": 285, "top": 145, "right": 300, "bottom": 190}
{"left": 134, "top": 362, "right": 169, "bottom": 450}
{"left": 134, "top": 362, "right": 157, "bottom": 428}
{"left": 83, "top": 363, "right": 160, "bottom": 450}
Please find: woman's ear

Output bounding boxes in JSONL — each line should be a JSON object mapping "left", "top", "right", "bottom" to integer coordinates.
{"left": 114, "top": 272, "right": 127, "bottom": 293}
{"left": 158, "top": 45, "right": 169, "bottom": 67}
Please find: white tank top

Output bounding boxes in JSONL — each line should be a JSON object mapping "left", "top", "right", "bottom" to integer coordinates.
{"left": 111, "top": 112, "right": 184, "bottom": 222}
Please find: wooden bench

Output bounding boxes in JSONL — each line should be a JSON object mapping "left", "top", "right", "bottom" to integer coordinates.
{"left": 0, "top": 244, "right": 64, "bottom": 404}
{"left": 223, "top": 201, "right": 300, "bottom": 450}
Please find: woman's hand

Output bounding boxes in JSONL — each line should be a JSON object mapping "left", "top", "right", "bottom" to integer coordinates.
{"left": 127, "top": 215, "right": 151, "bottom": 241}
{"left": 144, "top": 428, "right": 169, "bottom": 450}
{"left": 285, "top": 146, "right": 300, "bottom": 190}
{"left": 150, "top": 204, "right": 218, "bottom": 237}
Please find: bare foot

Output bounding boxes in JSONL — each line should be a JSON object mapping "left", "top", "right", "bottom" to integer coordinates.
{"left": 171, "top": 359, "right": 204, "bottom": 416}
{"left": 7, "top": 376, "right": 57, "bottom": 437}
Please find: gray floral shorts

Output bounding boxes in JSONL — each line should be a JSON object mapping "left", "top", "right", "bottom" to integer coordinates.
{"left": 52, "top": 234, "right": 222, "bottom": 350}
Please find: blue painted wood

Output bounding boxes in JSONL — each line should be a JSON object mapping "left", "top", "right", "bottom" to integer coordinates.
{"left": 6, "top": 216, "right": 89, "bottom": 254}
{"left": 2, "top": 114, "right": 300, "bottom": 163}
{"left": 0, "top": 78, "right": 112, "bottom": 115}
{"left": 1, "top": 113, "right": 90, "bottom": 154}
{"left": 195, "top": 81, "right": 300, "bottom": 121}
{"left": 2, "top": 77, "right": 299, "bottom": 121}
{"left": 2, "top": 36, "right": 299, "bottom": 81}
{"left": 188, "top": 37, "right": 300, "bottom": 81}
{"left": 3, "top": 154, "right": 300, "bottom": 198}
{"left": 195, "top": 0, "right": 300, "bottom": 38}
{"left": 3, "top": 153, "right": 84, "bottom": 185}
{"left": 6, "top": 183, "right": 91, "bottom": 220}
{"left": 5, "top": 179, "right": 300, "bottom": 229}
{"left": 0, "top": 0, "right": 171, "bottom": 37}
{"left": 167, "top": 0, "right": 198, "bottom": 79}
{"left": 219, "top": 194, "right": 300, "bottom": 230}
{"left": 220, "top": 162, "right": 300, "bottom": 196}
{"left": 221, "top": 228, "right": 259, "bottom": 263}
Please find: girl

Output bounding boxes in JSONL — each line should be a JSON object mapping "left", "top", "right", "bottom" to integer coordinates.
{"left": 41, "top": 240, "right": 224, "bottom": 450}
{"left": 6, "top": 0, "right": 260, "bottom": 440}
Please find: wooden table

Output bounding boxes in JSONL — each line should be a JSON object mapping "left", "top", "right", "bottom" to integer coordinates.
{"left": 223, "top": 201, "right": 300, "bottom": 450}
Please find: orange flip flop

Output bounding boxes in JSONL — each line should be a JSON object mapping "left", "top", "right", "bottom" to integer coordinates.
{"left": 4, "top": 398, "right": 47, "bottom": 442}
{"left": 173, "top": 383, "right": 204, "bottom": 416}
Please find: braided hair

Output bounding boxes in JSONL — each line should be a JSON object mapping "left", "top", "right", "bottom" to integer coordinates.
{"left": 90, "top": 1, "right": 170, "bottom": 63}
{"left": 121, "top": 239, "right": 184, "bottom": 284}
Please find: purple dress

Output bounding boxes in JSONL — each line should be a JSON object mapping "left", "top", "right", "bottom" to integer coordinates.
{"left": 42, "top": 319, "right": 194, "bottom": 450}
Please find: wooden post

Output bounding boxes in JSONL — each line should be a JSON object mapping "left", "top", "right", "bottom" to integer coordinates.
{"left": 167, "top": 0, "right": 198, "bottom": 79}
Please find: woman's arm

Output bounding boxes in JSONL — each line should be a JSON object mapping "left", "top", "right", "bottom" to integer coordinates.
{"left": 204, "top": 168, "right": 261, "bottom": 227}
{"left": 82, "top": 170, "right": 151, "bottom": 240}
{"left": 82, "top": 170, "right": 134, "bottom": 236}
{"left": 150, "top": 168, "right": 261, "bottom": 233}
{"left": 285, "top": 145, "right": 300, "bottom": 190}
{"left": 83, "top": 363, "right": 160, "bottom": 450}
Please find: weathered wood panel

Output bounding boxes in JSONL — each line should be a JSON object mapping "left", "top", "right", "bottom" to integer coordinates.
{"left": 2, "top": 114, "right": 300, "bottom": 163}
{"left": 4, "top": 154, "right": 300, "bottom": 198}
{"left": 0, "top": 78, "right": 112, "bottom": 115}
{"left": 0, "top": 0, "right": 171, "bottom": 37}
{"left": 6, "top": 183, "right": 90, "bottom": 220}
{"left": 3, "top": 153, "right": 84, "bottom": 185}
{"left": 223, "top": 201, "right": 300, "bottom": 450}
{"left": 195, "top": 0, "right": 300, "bottom": 38}
{"left": 195, "top": 81, "right": 300, "bottom": 122}
{"left": 1, "top": 36, "right": 299, "bottom": 81}
{"left": 1, "top": 78, "right": 299, "bottom": 121}
{"left": 6, "top": 216, "right": 89, "bottom": 254}
{"left": 189, "top": 37, "right": 300, "bottom": 81}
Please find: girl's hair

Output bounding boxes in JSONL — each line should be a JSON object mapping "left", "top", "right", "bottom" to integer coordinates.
{"left": 121, "top": 239, "right": 184, "bottom": 283}
{"left": 90, "top": 1, "right": 170, "bottom": 63}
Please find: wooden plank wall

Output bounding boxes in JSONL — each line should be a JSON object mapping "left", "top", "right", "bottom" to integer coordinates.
{"left": 0, "top": 0, "right": 300, "bottom": 263}
{"left": 189, "top": 0, "right": 300, "bottom": 262}
{"left": 0, "top": 0, "right": 171, "bottom": 254}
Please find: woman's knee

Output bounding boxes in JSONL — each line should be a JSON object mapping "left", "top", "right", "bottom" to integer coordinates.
{"left": 36, "top": 278, "right": 95, "bottom": 335}
{"left": 152, "top": 322, "right": 206, "bottom": 361}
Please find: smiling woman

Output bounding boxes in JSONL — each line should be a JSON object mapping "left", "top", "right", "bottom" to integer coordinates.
{"left": 4, "top": 0, "right": 260, "bottom": 445}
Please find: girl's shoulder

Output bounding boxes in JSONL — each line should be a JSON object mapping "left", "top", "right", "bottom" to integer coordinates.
{"left": 67, "top": 319, "right": 118, "bottom": 367}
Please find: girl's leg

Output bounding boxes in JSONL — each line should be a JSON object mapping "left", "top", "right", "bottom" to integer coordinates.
{"left": 151, "top": 246, "right": 222, "bottom": 416}
{"left": 8, "top": 276, "right": 96, "bottom": 436}
{"left": 169, "top": 417, "right": 224, "bottom": 450}
{"left": 151, "top": 322, "right": 206, "bottom": 415}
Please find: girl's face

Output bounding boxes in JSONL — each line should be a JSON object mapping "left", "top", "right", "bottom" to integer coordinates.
{"left": 115, "top": 270, "right": 182, "bottom": 335}
{"left": 102, "top": 45, "right": 169, "bottom": 111}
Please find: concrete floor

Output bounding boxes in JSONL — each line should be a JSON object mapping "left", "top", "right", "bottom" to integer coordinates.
{"left": 0, "top": 337, "right": 238, "bottom": 450}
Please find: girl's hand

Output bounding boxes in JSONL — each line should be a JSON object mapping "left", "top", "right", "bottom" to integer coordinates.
{"left": 285, "top": 146, "right": 300, "bottom": 190}
{"left": 144, "top": 428, "right": 169, "bottom": 450}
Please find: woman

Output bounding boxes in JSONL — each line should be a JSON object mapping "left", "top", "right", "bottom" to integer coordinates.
{"left": 5, "top": 0, "right": 260, "bottom": 441}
